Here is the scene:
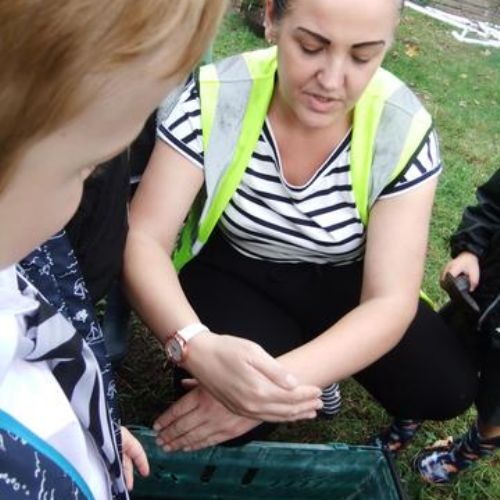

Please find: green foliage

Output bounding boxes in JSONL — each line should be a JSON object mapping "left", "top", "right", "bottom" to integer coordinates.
{"left": 240, "top": 0, "right": 265, "bottom": 10}
{"left": 213, "top": 10, "right": 267, "bottom": 58}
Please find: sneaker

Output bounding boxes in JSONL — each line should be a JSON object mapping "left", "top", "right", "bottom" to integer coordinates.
{"left": 415, "top": 422, "right": 500, "bottom": 484}
{"left": 371, "top": 418, "right": 423, "bottom": 453}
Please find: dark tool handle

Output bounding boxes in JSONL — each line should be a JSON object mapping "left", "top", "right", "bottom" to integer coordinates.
{"left": 442, "top": 272, "right": 480, "bottom": 315}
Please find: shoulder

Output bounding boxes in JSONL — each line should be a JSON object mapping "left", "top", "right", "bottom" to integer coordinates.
{"left": 379, "top": 128, "right": 441, "bottom": 199}
{"left": 157, "top": 76, "right": 204, "bottom": 168}
{"left": 361, "top": 68, "right": 431, "bottom": 125}
{"left": 198, "top": 46, "right": 278, "bottom": 84}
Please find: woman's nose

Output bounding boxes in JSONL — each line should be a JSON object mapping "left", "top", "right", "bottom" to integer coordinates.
{"left": 316, "top": 58, "right": 345, "bottom": 91}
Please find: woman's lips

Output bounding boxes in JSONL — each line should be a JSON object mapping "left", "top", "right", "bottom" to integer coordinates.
{"left": 304, "top": 92, "right": 344, "bottom": 113}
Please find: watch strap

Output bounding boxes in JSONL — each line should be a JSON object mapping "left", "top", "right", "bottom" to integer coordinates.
{"left": 177, "top": 322, "right": 209, "bottom": 342}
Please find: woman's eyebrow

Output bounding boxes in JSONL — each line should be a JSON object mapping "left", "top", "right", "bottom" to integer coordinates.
{"left": 296, "top": 29, "right": 386, "bottom": 50}
{"left": 296, "top": 27, "right": 330, "bottom": 45}
{"left": 352, "top": 40, "right": 386, "bottom": 49}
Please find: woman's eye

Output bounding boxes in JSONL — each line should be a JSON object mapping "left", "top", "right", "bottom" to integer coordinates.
{"left": 300, "top": 44, "right": 322, "bottom": 55}
{"left": 352, "top": 55, "right": 371, "bottom": 64}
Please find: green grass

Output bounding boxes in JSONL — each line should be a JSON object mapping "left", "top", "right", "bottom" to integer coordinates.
{"left": 118, "top": 8, "right": 500, "bottom": 500}
{"left": 385, "top": 11, "right": 500, "bottom": 304}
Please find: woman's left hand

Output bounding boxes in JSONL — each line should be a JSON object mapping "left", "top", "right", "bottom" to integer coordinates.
{"left": 154, "top": 381, "right": 262, "bottom": 451}
{"left": 121, "top": 426, "right": 150, "bottom": 491}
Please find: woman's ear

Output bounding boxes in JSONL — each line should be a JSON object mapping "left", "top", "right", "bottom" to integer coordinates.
{"left": 264, "top": 0, "right": 276, "bottom": 44}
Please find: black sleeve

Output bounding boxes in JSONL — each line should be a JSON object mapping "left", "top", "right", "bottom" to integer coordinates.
{"left": 129, "top": 111, "right": 158, "bottom": 183}
{"left": 66, "top": 111, "right": 158, "bottom": 304}
{"left": 450, "top": 169, "right": 500, "bottom": 260}
{"left": 65, "top": 153, "right": 130, "bottom": 304}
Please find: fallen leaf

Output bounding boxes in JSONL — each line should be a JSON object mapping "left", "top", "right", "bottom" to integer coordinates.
{"left": 405, "top": 43, "right": 420, "bottom": 58}
{"left": 430, "top": 437, "right": 454, "bottom": 448}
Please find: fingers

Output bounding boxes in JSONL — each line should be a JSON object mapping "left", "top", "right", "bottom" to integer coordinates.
{"left": 155, "top": 407, "right": 207, "bottom": 451}
{"left": 467, "top": 262, "right": 481, "bottom": 290}
{"left": 232, "top": 380, "right": 322, "bottom": 420}
{"left": 171, "top": 428, "right": 241, "bottom": 452}
{"left": 153, "top": 390, "right": 199, "bottom": 432}
{"left": 250, "top": 350, "right": 299, "bottom": 390}
{"left": 157, "top": 419, "right": 207, "bottom": 452}
{"left": 155, "top": 389, "right": 261, "bottom": 452}
{"left": 253, "top": 398, "right": 323, "bottom": 423}
{"left": 159, "top": 416, "right": 260, "bottom": 452}
{"left": 181, "top": 431, "right": 228, "bottom": 451}
{"left": 184, "top": 334, "right": 322, "bottom": 421}
{"left": 122, "top": 453, "right": 134, "bottom": 491}
{"left": 121, "top": 427, "right": 150, "bottom": 491}
{"left": 441, "top": 252, "right": 481, "bottom": 290}
{"left": 253, "top": 409, "right": 318, "bottom": 423}
{"left": 273, "top": 383, "right": 323, "bottom": 405}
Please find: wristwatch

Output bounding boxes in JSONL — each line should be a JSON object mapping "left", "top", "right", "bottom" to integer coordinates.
{"left": 165, "top": 322, "right": 209, "bottom": 364}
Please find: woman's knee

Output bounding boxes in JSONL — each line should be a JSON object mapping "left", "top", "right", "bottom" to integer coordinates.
{"left": 423, "top": 378, "right": 478, "bottom": 420}
{"left": 385, "top": 371, "right": 478, "bottom": 421}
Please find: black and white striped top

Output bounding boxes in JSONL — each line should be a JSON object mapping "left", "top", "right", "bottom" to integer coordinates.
{"left": 159, "top": 78, "right": 441, "bottom": 265}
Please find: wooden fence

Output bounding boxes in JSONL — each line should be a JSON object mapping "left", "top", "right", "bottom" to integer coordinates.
{"left": 233, "top": 1, "right": 500, "bottom": 26}
{"left": 422, "top": 0, "right": 500, "bottom": 24}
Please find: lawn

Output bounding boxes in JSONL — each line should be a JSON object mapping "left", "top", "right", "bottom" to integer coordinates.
{"left": 118, "top": 6, "right": 500, "bottom": 499}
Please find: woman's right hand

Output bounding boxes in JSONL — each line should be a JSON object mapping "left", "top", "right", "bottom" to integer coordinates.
{"left": 440, "top": 251, "right": 480, "bottom": 291}
{"left": 182, "top": 331, "right": 323, "bottom": 422}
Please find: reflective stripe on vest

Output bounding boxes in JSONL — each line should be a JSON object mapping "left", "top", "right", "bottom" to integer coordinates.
{"left": 172, "top": 47, "right": 432, "bottom": 271}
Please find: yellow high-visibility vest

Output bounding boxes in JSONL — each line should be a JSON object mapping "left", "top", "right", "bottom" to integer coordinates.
{"left": 173, "top": 47, "right": 433, "bottom": 272}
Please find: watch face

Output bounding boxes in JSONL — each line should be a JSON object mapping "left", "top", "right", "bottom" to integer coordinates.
{"left": 166, "top": 337, "right": 183, "bottom": 363}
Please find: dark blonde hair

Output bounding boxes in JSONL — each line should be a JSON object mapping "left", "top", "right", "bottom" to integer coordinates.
{"left": 0, "top": 0, "right": 226, "bottom": 189}
{"left": 271, "top": 0, "right": 404, "bottom": 21}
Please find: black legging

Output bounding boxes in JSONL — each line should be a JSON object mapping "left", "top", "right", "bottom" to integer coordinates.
{"left": 176, "top": 228, "right": 478, "bottom": 439}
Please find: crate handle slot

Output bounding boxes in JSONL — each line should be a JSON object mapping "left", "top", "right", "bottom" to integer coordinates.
{"left": 241, "top": 467, "right": 259, "bottom": 486}
{"left": 200, "top": 465, "right": 217, "bottom": 483}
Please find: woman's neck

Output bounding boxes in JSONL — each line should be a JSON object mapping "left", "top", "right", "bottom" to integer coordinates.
{"left": 268, "top": 89, "right": 351, "bottom": 140}
{"left": 267, "top": 94, "right": 352, "bottom": 186}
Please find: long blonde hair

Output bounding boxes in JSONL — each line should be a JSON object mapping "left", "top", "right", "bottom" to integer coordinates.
{"left": 0, "top": 0, "right": 226, "bottom": 189}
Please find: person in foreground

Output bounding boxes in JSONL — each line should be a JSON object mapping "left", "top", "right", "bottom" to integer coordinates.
{"left": 125, "top": 0, "right": 477, "bottom": 452}
{"left": 0, "top": 1, "right": 225, "bottom": 498}
{"left": 414, "top": 169, "right": 500, "bottom": 484}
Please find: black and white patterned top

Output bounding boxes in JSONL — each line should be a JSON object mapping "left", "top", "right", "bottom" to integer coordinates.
{"left": 159, "top": 77, "right": 441, "bottom": 265}
{"left": 0, "top": 231, "right": 128, "bottom": 499}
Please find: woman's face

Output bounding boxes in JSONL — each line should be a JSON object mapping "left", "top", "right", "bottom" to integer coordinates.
{"left": 267, "top": 0, "right": 399, "bottom": 130}
{"left": 0, "top": 40, "right": 190, "bottom": 269}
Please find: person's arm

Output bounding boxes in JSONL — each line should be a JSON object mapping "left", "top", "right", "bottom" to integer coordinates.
{"left": 276, "top": 177, "right": 438, "bottom": 386}
{"left": 124, "top": 140, "right": 322, "bottom": 421}
{"left": 124, "top": 140, "right": 204, "bottom": 335}
{"left": 450, "top": 169, "right": 500, "bottom": 260}
{"left": 151, "top": 177, "right": 439, "bottom": 451}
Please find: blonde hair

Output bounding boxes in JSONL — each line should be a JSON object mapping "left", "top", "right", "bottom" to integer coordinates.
{"left": 0, "top": 0, "right": 226, "bottom": 189}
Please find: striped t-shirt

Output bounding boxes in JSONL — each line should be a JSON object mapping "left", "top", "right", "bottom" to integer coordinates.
{"left": 159, "top": 77, "right": 442, "bottom": 265}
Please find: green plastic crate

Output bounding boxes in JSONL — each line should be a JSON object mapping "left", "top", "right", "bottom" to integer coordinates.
{"left": 130, "top": 427, "right": 407, "bottom": 500}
